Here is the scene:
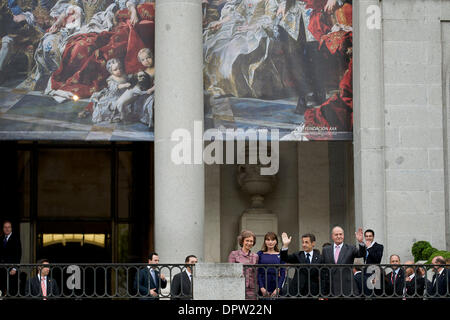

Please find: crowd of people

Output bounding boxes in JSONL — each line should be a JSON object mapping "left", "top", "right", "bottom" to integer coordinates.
{"left": 229, "top": 228, "right": 450, "bottom": 299}
{"left": 1, "top": 220, "right": 449, "bottom": 300}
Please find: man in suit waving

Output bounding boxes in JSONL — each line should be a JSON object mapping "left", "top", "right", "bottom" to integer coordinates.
{"left": 363, "top": 229, "right": 384, "bottom": 264}
{"left": 321, "top": 226, "right": 366, "bottom": 297}
{"left": 280, "top": 233, "right": 322, "bottom": 296}
{"left": 135, "top": 252, "right": 167, "bottom": 300}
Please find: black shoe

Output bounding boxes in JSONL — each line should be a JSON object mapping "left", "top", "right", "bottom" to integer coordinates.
{"left": 294, "top": 96, "right": 307, "bottom": 115}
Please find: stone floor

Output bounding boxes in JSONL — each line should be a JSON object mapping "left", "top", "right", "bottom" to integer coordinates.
{"left": 0, "top": 81, "right": 154, "bottom": 141}
{"left": 1, "top": 75, "right": 351, "bottom": 141}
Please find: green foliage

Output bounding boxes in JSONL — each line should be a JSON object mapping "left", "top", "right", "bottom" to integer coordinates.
{"left": 426, "top": 251, "right": 450, "bottom": 264}
{"left": 411, "top": 241, "right": 432, "bottom": 262}
{"left": 422, "top": 247, "right": 438, "bottom": 260}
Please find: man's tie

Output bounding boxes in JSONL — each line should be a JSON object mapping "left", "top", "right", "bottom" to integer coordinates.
{"left": 150, "top": 269, "right": 156, "bottom": 286}
{"left": 3, "top": 237, "right": 7, "bottom": 248}
{"left": 41, "top": 277, "right": 47, "bottom": 297}
{"left": 305, "top": 253, "right": 311, "bottom": 264}
{"left": 391, "top": 272, "right": 397, "bottom": 285}
{"left": 334, "top": 246, "right": 340, "bottom": 264}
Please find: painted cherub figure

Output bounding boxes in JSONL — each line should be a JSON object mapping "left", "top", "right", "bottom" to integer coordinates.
{"left": 91, "top": 58, "right": 131, "bottom": 123}
{"left": 110, "top": 48, "right": 155, "bottom": 123}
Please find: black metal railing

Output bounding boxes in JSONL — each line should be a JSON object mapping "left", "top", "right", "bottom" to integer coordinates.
{"left": 1, "top": 263, "right": 449, "bottom": 300}
{"left": 0, "top": 264, "right": 194, "bottom": 300}
{"left": 244, "top": 264, "right": 450, "bottom": 299}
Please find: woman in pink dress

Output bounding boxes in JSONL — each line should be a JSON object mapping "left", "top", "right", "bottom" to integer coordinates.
{"left": 228, "top": 230, "right": 259, "bottom": 300}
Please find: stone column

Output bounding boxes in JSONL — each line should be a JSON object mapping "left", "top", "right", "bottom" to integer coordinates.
{"left": 154, "top": 0, "right": 204, "bottom": 263}
{"left": 353, "top": 0, "right": 387, "bottom": 258}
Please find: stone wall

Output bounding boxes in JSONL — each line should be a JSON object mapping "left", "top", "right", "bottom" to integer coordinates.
{"left": 354, "top": 0, "right": 450, "bottom": 262}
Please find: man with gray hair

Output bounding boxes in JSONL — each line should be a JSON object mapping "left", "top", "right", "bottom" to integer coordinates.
{"left": 428, "top": 256, "right": 449, "bottom": 297}
{"left": 321, "top": 226, "right": 366, "bottom": 296}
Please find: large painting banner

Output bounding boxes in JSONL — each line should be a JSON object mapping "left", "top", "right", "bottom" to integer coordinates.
{"left": 0, "top": 0, "right": 155, "bottom": 140}
{"left": 203, "top": 0, "right": 353, "bottom": 140}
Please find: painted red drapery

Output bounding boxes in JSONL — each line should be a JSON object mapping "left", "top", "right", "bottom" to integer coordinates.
{"left": 50, "top": 3, "right": 155, "bottom": 98}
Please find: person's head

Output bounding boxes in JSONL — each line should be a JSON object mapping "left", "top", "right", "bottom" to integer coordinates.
{"left": 389, "top": 254, "right": 401, "bottom": 270}
{"left": 37, "top": 259, "right": 50, "bottom": 277}
{"left": 322, "top": 242, "right": 331, "bottom": 249}
{"left": 261, "top": 232, "right": 279, "bottom": 252}
{"left": 148, "top": 252, "right": 159, "bottom": 265}
{"left": 185, "top": 255, "right": 198, "bottom": 273}
{"left": 2, "top": 220, "right": 12, "bottom": 236}
{"left": 238, "top": 230, "right": 256, "bottom": 251}
{"left": 106, "top": 58, "right": 123, "bottom": 77}
{"left": 138, "top": 48, "right": 154, "bottom": 68}
{"left": 431, "top": 256, "right": 445, "bottom": 273}
{"left": 364, "top": 229, "right": 375, "bottom": 244}
{"left": 301, "top": 233, "right": 316, "bottom": 252}
{"left": 331, "top": 226, "right": 344, "bottom": 245}
{"left": 404, "top": 260, "right": 414, "bottom": 277}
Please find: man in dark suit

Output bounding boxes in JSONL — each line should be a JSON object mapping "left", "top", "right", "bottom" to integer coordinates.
{"left": 353, "top": 265, "right": 371, "bottom": 297}
{"left": 0, "top": 220, "right": 22, "bottom": 296}
{"left": 404, "top": 261, "right": 428, "bottom": 298}
{"left": 170, "top": 255, "right": 198, "bottom": 300}
{"left": 321, "top": 226, "right": 366, "bottom": 297}
{"left": 25, "top": 259, "right": 60, "bottom": 298}
{"left": 280, "top": 233, "right": 322, "bottom": 296}
{"left": 134, "top": 252, "right": 167, "bottom": 300}
{"left": 363, "top": 229, "right": 383, "bottom": 264}
{"left": 384, "top": 254, "right": 405, "bottom": 297}
{"left": 427, "top": 256, "right": 449, "bottom": 297}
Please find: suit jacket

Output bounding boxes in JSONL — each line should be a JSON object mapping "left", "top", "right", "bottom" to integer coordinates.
{"left": 134, "top": 267, "right": 167, "bottom": 299}
{"left": 321, "top": 243, "right": 366, "bottom": 296}
{"left": 170, "top": 270, "right": 193, "bottom": 300}
{"left": 25, "top": 275, "right": 60, "bottom": 297}
{"left": 280, "top": 248, "right": 321, "bottom": 296}
{"left": 384, "top": 268, "right": 405, "bottom": 297}
{"left": 427, "top": 269, "right": 449, "bottom": 297}
{"left": 405, "top": 274, "right": 427, "bottom": 297}
{"left": 0, "top": 233, "right": 22, "bottom": 264}
{"left": 364, "top": 242, "right": 383, "bottom": 264}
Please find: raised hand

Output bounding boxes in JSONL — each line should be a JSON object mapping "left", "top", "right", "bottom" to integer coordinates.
{"left": 355, "top": 228, "right": 364, "bottom": 243}
{"left": 281, "top": 232, "right": 291, "bottom": 248}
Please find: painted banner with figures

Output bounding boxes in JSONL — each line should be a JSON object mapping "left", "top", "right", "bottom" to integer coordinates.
{"left": 0, "top": 0, "right": 155, "bottom": 140}
{"left": 203, "top": 0, "right": 353, "bottom": 140}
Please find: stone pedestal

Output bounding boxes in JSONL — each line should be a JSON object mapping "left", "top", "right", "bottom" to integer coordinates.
{"left": 193, "top": 263, "right": 245, "bottom": 300}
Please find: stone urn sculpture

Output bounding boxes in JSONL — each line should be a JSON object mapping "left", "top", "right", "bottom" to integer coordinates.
{"left": 237, "top": 164, "right": 276, "bottom": 215}
{"left": 237, "top": 159, "right": 278, "bottom": 249}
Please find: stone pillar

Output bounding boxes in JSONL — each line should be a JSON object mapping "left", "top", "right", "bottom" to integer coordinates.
{"left": 20, "top": 222, "right": 32, "bottom": 263}
{"left": 353, "top": 0, "right": 387, "bottom": 258}
{"left": 298, "top": 142, "right": 331, "bottom": 249}
{"left": 193, "top": 263, "right": 245, "bottom": 300}
{"left": 204, "top": 163, "right": 221, "bottom": 262}
{"left": 154, "top": 0, "right": 204, "bottom": 263}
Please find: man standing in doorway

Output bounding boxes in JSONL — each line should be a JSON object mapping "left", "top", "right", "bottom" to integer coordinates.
{"left": 0, "top": 220, "right": 22, "bottom": 296}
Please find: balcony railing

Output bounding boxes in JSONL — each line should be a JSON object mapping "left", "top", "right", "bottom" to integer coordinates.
{"left": 243, "top": 264, "right": 450, "bottom": 299}
{"left": 0, "top": 264, "right": 194, "bottom": 300}
{"left": 0, "top": 263, "right": 448, "bottom": 299}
